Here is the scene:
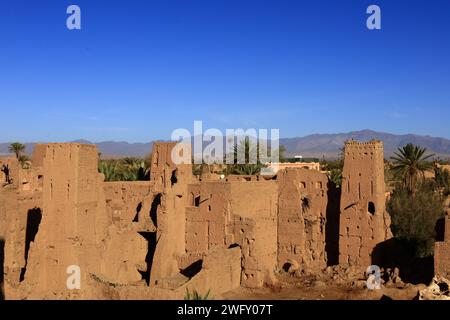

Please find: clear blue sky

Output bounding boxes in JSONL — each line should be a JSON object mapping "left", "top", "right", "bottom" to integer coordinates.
{"left": 1, "top": 0, "right": 449, "bottom": 142}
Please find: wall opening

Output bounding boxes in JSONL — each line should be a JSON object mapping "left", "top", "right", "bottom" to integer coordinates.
{"left": 170, "top": 169, "right": 178, "bottom": 186}
{"left": 180, "top": 259, "right": 203, "bottom": 278}
{"left": 368, "top": 202, "right": 376, "bottom": 215}
{"left": 20, "top": 207, "right": 42, "bottom": 282}
{"left": 133, "top": 202, "right": 142, "bottom": 222}
{"left": 194, "top": 196, "right": 200, "bottom": 207}
{"left": 358, "top": 183, "right": 361, "bottom": 200}
{"left": 301, "top": 195, "right": 311, "bottom": 212}
{"left": 150, "top": 194, "right": 161, "bottom": 228}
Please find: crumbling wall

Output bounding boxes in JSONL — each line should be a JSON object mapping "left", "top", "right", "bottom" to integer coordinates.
{"left": 182, "top": 181, "right": 230, "bottom": 270}
{"left": 14, "top": 144, "right": 108, "bottom": 297}
{"left": 229, "top": 181, "right": 278, "bottom": 288}
{"left": 435, "top": 217, "right": 450, "bottom": 279}
{"left": 2, "top": 143, "right": 149, "bottom": 299}
{"left": 148, "top": 142, "right": 194, "bottom": 287}
{"left": 277, "top": 168, "right": 329, "bottom": 273}
{"left": 339, "top": 140, "right": 392, "bottom": 268}
{"left": 1, "top": 189, "right": 43, "bottom": 294}
{"left": 103, "top": 181, "right": 154, "bottom": 231}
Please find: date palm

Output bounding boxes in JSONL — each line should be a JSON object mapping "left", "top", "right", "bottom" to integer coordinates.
{"left": 9, "top": 142, "right": 26, "bottom": 159}
{"left": 390, "top": 143, "right": 434, "bottom": 195}
{"left": 228, "top": 137, "right": 265, "bottom": 175}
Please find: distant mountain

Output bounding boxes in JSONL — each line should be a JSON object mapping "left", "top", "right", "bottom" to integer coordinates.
{"left": 1, "top": 130, "right": 450, "bottom": 159}
{"left": 279, "top": 130, "right": 450, "bottom": 159}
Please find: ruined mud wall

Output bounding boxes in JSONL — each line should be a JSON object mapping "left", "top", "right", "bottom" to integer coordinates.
{"left": 148, "top": 142, "right": 194, "bottom": 287}
{"left": 339, "top": 140, "right": 392, "bottom": 268}
{"left": 229, "top": 180, "right": 278, "bottom": 288}
{"left": 3, "top": 144, "right": 148, "bottom": 299}
{"left": 277, "top": 168, "right": 331, "bottom": 273}
{"left": 182, "top": 181, "right": 230, "bottom": 270}
{"left": 435, "top": 217, "right": 450, "bottom": 279}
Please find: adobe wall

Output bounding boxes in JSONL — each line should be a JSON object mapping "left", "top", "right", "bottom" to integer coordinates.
{"left": 183, "top": 181, "right": 230, "bottom": 269}
{"left": 182, "top": 178, "right": 278, "bottom": 288}
{"left": 148, "top": 142, "right": 194, "bottom": 287}
{"left": 339, "top": 140, "right": 392, "bottom": 268}
{"left": 103, "top": 181, "right": 154, "bottom": 231}
{"left": 0, "top": 138, "right": 402, "bottom": 299}
{"left": 277, "top": 168, "right": 330, "bottom": 272}
{"left": 1, "top": 189, "right": 43, "bottom": 292}
{"left": 3, "top": 143, "right": 148, "bottom": 299}
{"left": 435, "top": 217, "right": 450, "bottom": 279}
{"left": 229, "top": 180, "right": 278, "bottom": 287}
{"left": 13, "top": 144, "right": 108, "bottom": 297}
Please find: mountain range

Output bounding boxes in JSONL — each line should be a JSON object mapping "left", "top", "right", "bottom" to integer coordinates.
{"left": 1, "top": 130, "right": 450, "bottom": 159}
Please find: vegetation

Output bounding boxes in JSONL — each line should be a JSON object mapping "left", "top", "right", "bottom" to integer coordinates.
{"left": 184, "top": 288, "right": 212, "bottom": 300}
{"left": 278, "top": 145, "right": 287, "bottom": 163}
{"left": 390, "top": 143, "right": 434, "bottom": 195}
{"left": 387, "top": 182, "right": 444, "bottom": 258}
{"left": 322, "top": 148, "right": 344, "bottom": 187}
{"left": 8, "top": 142, "right": 30, "bottom": 169}
{"left": 9, "top": 142, "right": 26, "bottom": 159}
{"left": 226, "top": 137, "right": 266, "bottom": 175}
{"left": 434, "top": 166, "right": 450, "bottom": 196}
{"left": 327, "top": 169, "right": 342, "bottom": 187}
{"left": 387, "top": 143, "right": 445, "bottom": 258}
{"left": 98, "top": 156, "right": 151, "bottom": 181}
{"left": 18, "top": 154, "right": 31, "bottom": 169}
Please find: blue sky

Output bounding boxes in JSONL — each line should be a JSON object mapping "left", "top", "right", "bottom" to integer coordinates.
{"left": 0, "top": 0, "right": 449, "bottom": 142}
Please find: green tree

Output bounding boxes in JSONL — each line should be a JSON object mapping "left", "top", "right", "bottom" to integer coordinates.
{"left": 390, "top": 143, "right": 434, "bottom": 195}
{"left": 9, "top": 142, "right": 26, "bottom": 159}
{"left": 327, "top": 169, "right": 342, "bottom": 187}
{"left": 278, "top": 145, "right": 287, "bottom": 163}
{"left": 387, "top": 183, "right": 444, "bottom": 258}
{"left": 18, "top": 154, "right": 30, "bottom": 169}
{"left": 322, "top": 147, "right": 344, "bottom": 187}
{"left": 434, "top": 166, "right": 450, "bottom": 196}
{"left": 99, "top": 160, "right": 120, "bottom": 181}
{"left": 227, "top": 137, "right": 265, "bottom": 175}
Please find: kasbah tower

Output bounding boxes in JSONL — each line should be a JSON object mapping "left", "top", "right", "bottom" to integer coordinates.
{"left": 339, "top": 140, "right": 392, "bottom": 268}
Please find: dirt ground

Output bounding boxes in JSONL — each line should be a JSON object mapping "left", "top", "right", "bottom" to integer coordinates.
{"left": 222, "top": 273, "right": 426, "bottom": 300}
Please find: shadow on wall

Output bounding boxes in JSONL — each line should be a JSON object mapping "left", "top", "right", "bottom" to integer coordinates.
{"left": 371, "top": 216, "right": 446, "bottom": 285}
{"left": 138, "top": 232, "right": 157, "bottom": 285}
{"left": 20, "top": 208, "right": 42, "bottom": 282}
{"left": 325, "top": 181, "right": 340, "bottom": 266}
{"left": 371, "top": 238, "right": 434, "bottom": 285}
{"left": 1, "top": 238, "right": 4, "bottom": 300}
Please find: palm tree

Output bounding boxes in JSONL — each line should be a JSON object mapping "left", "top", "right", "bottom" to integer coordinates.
{"left": 227, "top": 137, "right": 265, "bottom": 175}
{"left": 99, "top": 160, "right": 120, "bottom": 181}
{"left": 18, "top": 154, "right": 30, "bottom": 169}
{"left": 9, "top": 142, "right": 25, "bottom": 159}
{"left": 390, "top": 143, "right": 434, "bottom": 195}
